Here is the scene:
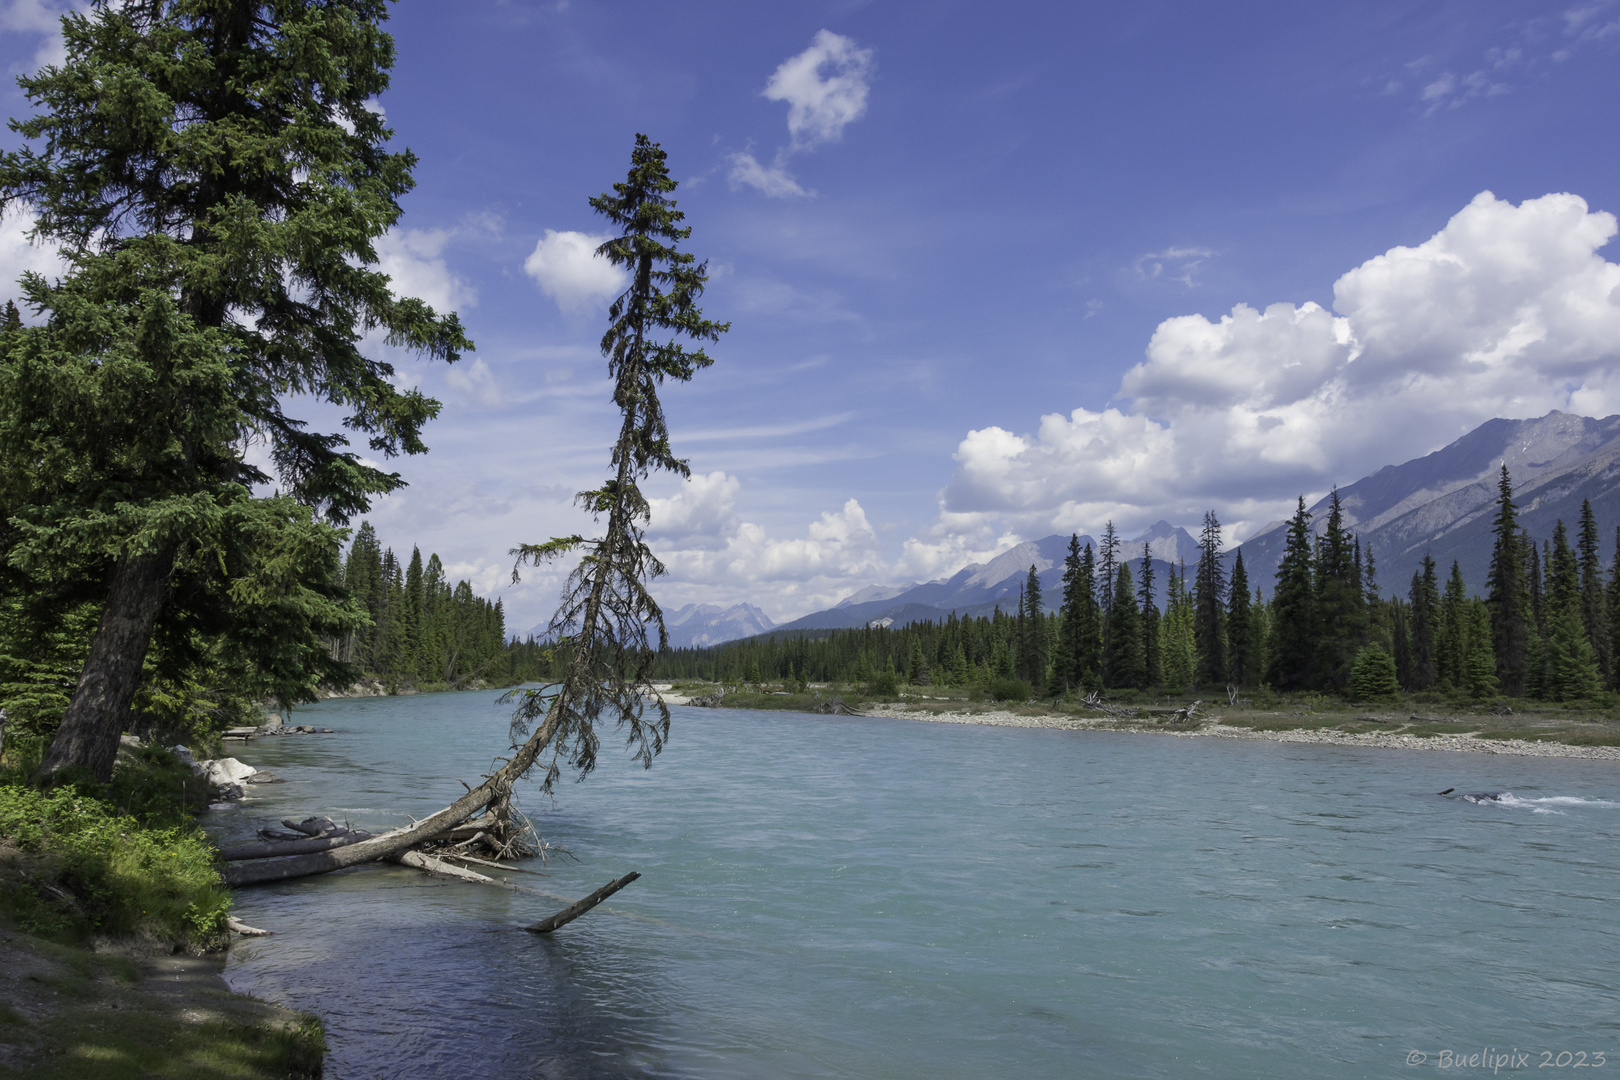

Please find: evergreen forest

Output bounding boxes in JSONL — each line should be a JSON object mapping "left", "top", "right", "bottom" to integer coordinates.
{"left": 654, "top": 469, "right": 1620, "bottom": 707}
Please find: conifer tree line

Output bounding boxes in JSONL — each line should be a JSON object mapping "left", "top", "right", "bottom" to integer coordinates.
{"left": 658, "top": 467, "right": 1620, "bottom": 704}
{"left": 335, "top": 522, "right": 511, "bottom": 691}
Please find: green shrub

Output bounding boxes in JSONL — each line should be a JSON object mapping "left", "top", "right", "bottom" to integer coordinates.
{"left": 0, "top": 783, "right": 229, "bottom": 949}
{"left": 1349, "top": 644, "right": 1400, "bottom": 702}
{"left": 866, "top": 670, "right": 900, "bottom": 700}
{"left": 987, "top": 676, "right": 1031, "bottom": 703}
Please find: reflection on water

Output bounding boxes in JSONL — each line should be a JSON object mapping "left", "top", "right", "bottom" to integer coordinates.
{"left": 215, "top": 692, "right": 1620, "bottom": 1079}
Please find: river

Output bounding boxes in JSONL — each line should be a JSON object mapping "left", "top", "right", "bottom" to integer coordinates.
{"left": 211, "top": 690, "right": 1620, "bottom": 1078}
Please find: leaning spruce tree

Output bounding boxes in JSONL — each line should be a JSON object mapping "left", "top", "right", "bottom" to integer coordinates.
{"left": 1, "top": 1, "right": 469, "bottom": 782}
{"left": 227, "top": 134, "right": 726, "bottom": 888}
{"left": 504, "top": 133, "right": 729, "bottom": 790}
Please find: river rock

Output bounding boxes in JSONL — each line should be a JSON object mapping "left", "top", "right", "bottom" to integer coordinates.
{"left": 199, "top": 756, "right": 257, "bottom": 800}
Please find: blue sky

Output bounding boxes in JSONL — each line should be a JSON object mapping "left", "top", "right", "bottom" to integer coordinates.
{"left": 5, "top": 1, "right": 1620, "bottom": 629}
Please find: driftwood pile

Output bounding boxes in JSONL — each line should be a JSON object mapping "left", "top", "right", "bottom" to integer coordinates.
{"left": 220, "top": 805, "right": 624, "bottom": 935}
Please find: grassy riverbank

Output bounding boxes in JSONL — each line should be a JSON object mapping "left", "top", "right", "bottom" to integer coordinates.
{"left": 0, "top": 744, "right": 325, "bottom": 1077}
{"left": 665, "top": 681, "right": 1620, "bottom": 753}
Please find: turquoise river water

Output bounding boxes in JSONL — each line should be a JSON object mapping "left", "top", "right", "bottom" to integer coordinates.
{"left": 209, "top": 691, "right": 1620, "bottom": 1079}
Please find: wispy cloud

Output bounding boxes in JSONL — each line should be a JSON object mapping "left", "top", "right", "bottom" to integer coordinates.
{"left": 1133, "top": 246, "right": 1216, "bottom": 287}
{"left": 730, "top": 29, "right": 874, "bottom": 199}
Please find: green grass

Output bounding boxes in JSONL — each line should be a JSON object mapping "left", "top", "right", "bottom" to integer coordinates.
{"left": 0, "top": 930, "right": 324, "bottom": 1079}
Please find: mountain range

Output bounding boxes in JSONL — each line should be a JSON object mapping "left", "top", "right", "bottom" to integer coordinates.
{"left": 1233, "top": 411, "right": 1620, "bottom": 595}
{"left": 664, "top": 410, "right": 1620, "bottom": 647}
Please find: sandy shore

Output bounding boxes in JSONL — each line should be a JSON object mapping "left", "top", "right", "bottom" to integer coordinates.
{"left": 856, "top": 703, "right": 1620, "bottom": 761}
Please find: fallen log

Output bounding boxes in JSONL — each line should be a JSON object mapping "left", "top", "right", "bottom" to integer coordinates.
{"left": 226, "top": 916, "right": 272, "bottom": 937}
{"left": 225, "top": 707, "right": 565, "bottom": 888}
{"left": 397, "top": 850, "right": 501, "bottom": 885}
{"left": 219, "top": 832, "right": 374, "bottom": 861}
{"left": 438, "top": 851, "right": 549, "bottom": 876}
{"left": 282, "top": 817, "right": 343, "bottom": 837}
{"left": 527, "top": 872, "right": 641, "bottom": 934}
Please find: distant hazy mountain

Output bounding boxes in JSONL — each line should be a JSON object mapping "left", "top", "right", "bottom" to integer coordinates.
{"left": 664, "top": 603, "right": 776, "bottom": 648}
{"left": 773, "top": 522, "right": 1198, "bottom": 634}
{"left": 1233, "top": 411, "right": 1620, "bottom": 595}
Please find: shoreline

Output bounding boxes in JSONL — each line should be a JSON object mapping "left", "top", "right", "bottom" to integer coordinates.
{"left": 845, "top": 703, "right": 1620, "bottom": 761}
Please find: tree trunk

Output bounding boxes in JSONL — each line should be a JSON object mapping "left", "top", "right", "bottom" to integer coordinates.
{"left": 37, "top": 541, "right": 178, "bottom": 784}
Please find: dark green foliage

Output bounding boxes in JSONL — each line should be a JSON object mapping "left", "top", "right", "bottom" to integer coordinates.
{"left": 1486, "top": 466, "right": 1531, "bottom": 695}
{"left": 1055, "top": 537, "right": 1101, "bottom": 691}
{"left": 1465, "top": 601, "right": 1501, "bottom": 700}
{"left": 1137, "top": 545, "right": 1161, "bottom": 689}
{"left": 1437, "top": 561, "right": 1470, "bottom": 690}
{"left": 986, "top": 675, "right": 1032, "bottom": 703}
{"left": 0, "top": 750, "right": 229, "bottom": 950}
{"left": 1104, "top": 561, "right": 1145, "bottom": 689}
{"left": 1407, "top": 556, "right": 1439, "bottom": 690}
{"left": 1160, "top": 560, "right": 1196, "bottom": 692}
{"left": 1097, "top": 521, "right": 1119, "bottom": 659}
{"left": 1267, "top": 497, "right": 1315, "bottom": 690}
{"left": 1194, "top": 511, "right": 1226, "bottom": 686}
{"left": 333, "top": 524, "right": 509, "bottom": 690}
{"left": 1016, "top": 566, "right": 1046, "bottom": 686}
{"left": 1, "top": 0, "right": 468, "bottom": 779}
{"left": 1578, "top": 499, "right": 1612, "bottom": 685}
{"left": 1348, "top": 644, "right": 1399, "bottom": 701}
{"left": 1539, "top": 519, "right": 1602, "bottom": 701}
{"left": 1610, "top": 526, "right": 1620, "bottom": 691}
{"left": 1226, "top": 549, "right": 1254, "bottom": 687}
{"left": 1312, "top": 489, "right": 1362, "bottom": 693}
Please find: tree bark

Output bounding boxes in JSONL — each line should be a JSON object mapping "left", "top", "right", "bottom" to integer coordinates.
{"left": 37, "top": 541, "right": 178, "bottom": 784}
{"left": 218, "top": 832, "right": 373, "bottom": 861}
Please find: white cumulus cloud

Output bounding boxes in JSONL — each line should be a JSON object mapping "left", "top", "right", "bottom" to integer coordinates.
{"left": 764, "top": 29, "right": 874, "bottom": 149}
{"left": 647, "top": 471, "right": 740, "bottom": 548}
{"left": 942, "top": 190, "right": 1620, "bottom": 543}
{"left": 0, "top": 208, "right": 66, "bottom": 311}
{"left": 376, "top": 228, "right": 475, "bottom": 313}
{"left": 523, "top": 229, "right": 627, "bottom": 315}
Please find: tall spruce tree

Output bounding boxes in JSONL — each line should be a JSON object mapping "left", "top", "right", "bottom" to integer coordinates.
{"left": 1542, "top": 519, "right": 1601, "bottom": 701}
{"left": 506, "top": 133, "right": 728, "bottom": 789}
{"left": 1407, "top": 555, "right": 1440, "bottom": 691}
{"left": 1137, "top": 544, "right": 1161, "bottom": 689}
{"left": 1267, "top": 497, "right": 1315, "bottom": 690}
{"left": 1097, "top": 521, "right": 1119, "bottom": 659}
{"left": 1313, "top": 489, "right": 1363, "bottom": 693}
{"left": 1017, "top": 565, "right": 1046, "bottom": 686}
{"left": 1464, "top": 600, "right": 1501, "bottom": 700}
{"left": 1577, "top": 498, "right": 1612, "bottom": 686}
{"left": 1193, "top": 510, "right": 1226, "bottom": 686}
{"left": 1227, "top": 549, "right": 1254, "bottom": 687}
{"left": 1056, "top": 535, "right": 1091, "bottom": 690}
{"left": 1160, "top": 560, "right": 1196, "bottom": 692}
{"left": 3, "top": 1, "right": 468, "bottom": 781}
{"left": 1610, "top": 527, "right": 1620, "bottom": 691}
{"left": 1103, "top": 561, "right": 1144, "bottom": 689}
{"left": 1436, "top": 561, "right": 1470, "bottom": 690}
{"left": 1485, "top": 465, "right": 1531, "bottom": 696}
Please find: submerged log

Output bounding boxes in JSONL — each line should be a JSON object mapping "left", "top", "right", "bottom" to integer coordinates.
{"left": 527, "top": 872, "right": 641, "bottom": 934}
{"left": 226, "top": 916, "right": 272, "bottom": 936}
